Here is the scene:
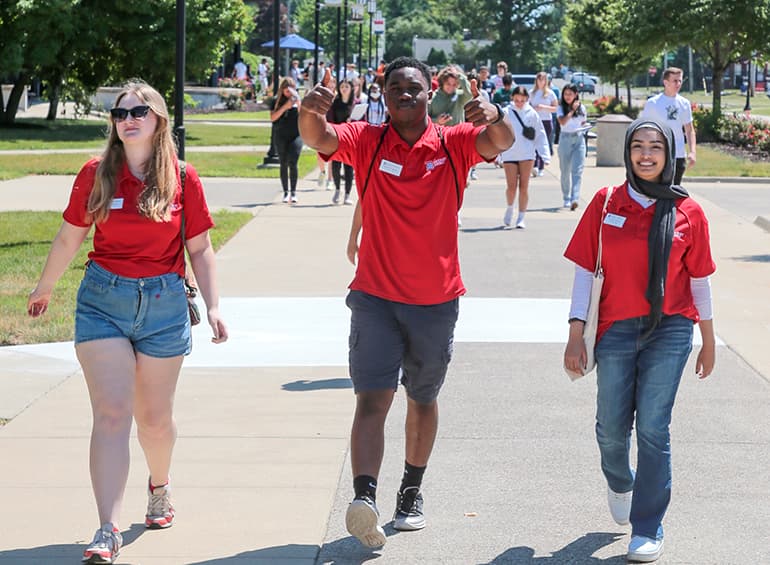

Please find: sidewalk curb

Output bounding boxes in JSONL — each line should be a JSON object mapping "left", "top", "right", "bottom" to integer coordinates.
{"left": 754, "top": 215, "right": 770, "bottom": 232}
{"left": 685, "top": 176, "right": 770, "bottom": 184}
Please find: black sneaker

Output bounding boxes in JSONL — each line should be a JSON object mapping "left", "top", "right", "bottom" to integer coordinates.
{"left": 393, "top": 486, "right": 426, "bottom": 531}
{"left": 345, "top": 495, "right": 386, "bottom": 548}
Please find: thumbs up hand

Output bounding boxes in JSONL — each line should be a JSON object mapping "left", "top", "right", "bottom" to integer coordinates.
{"left": 463, "top": 79, "right": 501, "bottom": 127}
{"left": 300, "top": 66, "right": 336, "bottom": 116}
{"left": 470, "top": 78, "right": 480, "bottom": 98}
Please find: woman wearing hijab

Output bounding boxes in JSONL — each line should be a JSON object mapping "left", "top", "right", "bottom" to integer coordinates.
{"left": 563, "top": 118, "right": 716, "bottom": 563}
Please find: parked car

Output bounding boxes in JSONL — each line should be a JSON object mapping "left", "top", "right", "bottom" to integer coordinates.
{"left": 509, "top": 74, "right": 537, "bottom": 93}
{"left": 568, "top": 71, "right": 599, "bottom": 84}
{"left": 572, "top": 76, "right": 596, "bottom": 94}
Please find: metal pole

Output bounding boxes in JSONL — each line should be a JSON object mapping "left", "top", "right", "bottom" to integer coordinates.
{"left": 174, "top": 0, "right": 185, "bottom": 160}
{"left": 272, "top": 0, "right": 280, "bottom": 94}
{"left": 368, "top": 1, "right": 374, "bottom": 69}
{"left": 744, "top": 59, "right": 752, "bottom": 112}
{"left": 358, "top": 20, "right": 363, "bottom": 77}
{"left": 260, "top": 0, "right": 281, "bottom": 167}
{"left": 688, "top": 46, "right": 694, "bottom": 94}
{"left": 342, "top": 0, "right": 348, "bottom": 82}
{"left": 313, "top": 1, "right": 320, "bottom": 83}
{"left": 335, "top": 6, "right": 341, "bottom": 83}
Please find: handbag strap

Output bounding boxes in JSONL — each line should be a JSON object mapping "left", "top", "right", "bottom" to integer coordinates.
{"left": 595, "top": 186, "right": 613, "bottom": 276}
{"left": 179, "top": 161, "right": 195, "bottom": 290}
{"left": 511, "top": 108, "right": 526, "bottom": 129}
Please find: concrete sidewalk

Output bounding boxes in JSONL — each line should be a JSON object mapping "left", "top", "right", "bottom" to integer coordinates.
{"left": 1, "top": 156, "right": 770, "bottom": 564}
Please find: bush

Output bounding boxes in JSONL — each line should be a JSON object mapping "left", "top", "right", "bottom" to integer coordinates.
{"left": 717, "top": 113, "right": 770, "bottom": 152}
{"left": 217, "top": 77, "right": 256, "bottom": 110}
{"left": 591, "top": 95, "right": 638, "bottom": 118}
{"left": 692, "top": 106, "right": 719, "bottom": 142}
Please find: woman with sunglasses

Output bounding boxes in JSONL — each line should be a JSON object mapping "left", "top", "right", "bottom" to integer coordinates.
{"left": 27, "top": 80, "right": 228, "bottom": 564}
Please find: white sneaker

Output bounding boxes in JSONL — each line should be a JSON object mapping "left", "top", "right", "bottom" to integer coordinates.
{"left": 343, "top": 195, "right": 354, "bottom": 205}
{"left": 563, "top": 200, "right": 571, "bottom": 208}
{"left": 326, "top": 179, "right": 333, "bottom": 191}
{"left": 282, "top": 194, "right": 290, "bottom": 203}
{"left": 469, "top": 168, "right": 478, "bottom": 181}
{"left": 317, "top": 171, "right": 326, "bottom": 189}
{"left": 503, "top": 207, "right": 513, "bottom": 227}
{"left": 537, "top": 169, "right": 544, "bottom": 177}
{"left": 332, "top": 190, "right": 340, "bottom": 204}
{"left": 515, "top": 219, "right": 526, "bottom": 229}
{"left": 627, "top": 535, "right": 664, "bottom": 562}
{"left": 346, "top": 496, "right": 386, "bottom": 548}
{"left": 290, "top": 194, "right": 298, "bottom": 203}
{"left": 82, "top": 523, "right": 122, "bottom": 564}
{"left": 608, "top": 487, "right": 632, "bottom": 525}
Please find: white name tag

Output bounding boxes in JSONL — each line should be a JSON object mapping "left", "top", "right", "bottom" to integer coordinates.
{"left": 379, "top": 159, "right": 403, "bottom": 177}
{"left": 110, "top": 198, "right": 124, "bottom": 210}
{"left": 604, "top": 213, "right": 626, "bottom": 228}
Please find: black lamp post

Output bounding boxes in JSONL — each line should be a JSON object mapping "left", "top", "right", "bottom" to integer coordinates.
{"left": 335, "top": 5, "right": 341, "bottom": 83}
{"left": 174, "top": 0, "right": 186, "bottom": 159}
{"left": 367, "top": 0, "right": 376, "bottom": 69}
{"left": 342, "top": 0, "right": 348, "bottom": 81}
{"left": 744, "top": 58, "right": 752, "bottom": 113}
{"left": 313, "top": 1, "right": 321, "bottom": 83}
{"left": 260, "top": 0, "right": 281, "bottom": 167}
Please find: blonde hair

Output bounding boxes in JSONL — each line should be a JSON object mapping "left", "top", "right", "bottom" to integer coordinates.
{"left": 532, "top": 71, "right": 553, "bottom": 97}
{"left": 89, "top": 80, "right": 178, "bottom": 223}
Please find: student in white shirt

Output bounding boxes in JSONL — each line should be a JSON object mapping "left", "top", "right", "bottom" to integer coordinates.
{"left": 640, "top": 67, "right": 696, "bottom": 183}
{"left": 498, "top": 86, "right": 550, "bottom": 228}
{"left": 557, "top": 84, "right": 588, "bottom": 210}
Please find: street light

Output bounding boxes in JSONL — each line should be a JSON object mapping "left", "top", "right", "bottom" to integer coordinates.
{"left": 174, "top": 0, "right": 186, "bottom": 160}
{"left": 744, "top": 58, "right": 752, "bottom": 113}
{"left": 367, "top": 0, "right": 376, "bottom": 70}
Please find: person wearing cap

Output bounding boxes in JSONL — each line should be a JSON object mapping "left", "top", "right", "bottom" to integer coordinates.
{"left": 563, "top": 117, "right": 716, "bottom": 563}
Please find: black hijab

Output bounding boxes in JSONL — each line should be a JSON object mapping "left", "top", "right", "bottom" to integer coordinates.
{"left": 623, "top": 118, "right": 689, "bottom": 337}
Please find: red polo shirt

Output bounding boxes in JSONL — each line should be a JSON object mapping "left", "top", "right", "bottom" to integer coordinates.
{"left": 564, "top": 182, "right": 715, "bottom": 340}
{"left": 63, "top": 158, "right": 213, "bottom": 278}
{"left": 327, "top": 121, "right": 486, "bottom": 305}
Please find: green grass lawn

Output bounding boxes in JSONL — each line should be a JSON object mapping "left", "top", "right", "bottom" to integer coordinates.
{"left": 0, "top": 151, "right": 318, "bottom": 180}
{"left": 0, "top": 119, "right": 273, "bottom": 150}
{"left": 690, "top": 144, "right": 770, "bottom": 177}
{"left": 186, "top": 110, "right": 271, "bottom": 121}
{"left": 0, "top": 209, "right": 252, "bottom": 345}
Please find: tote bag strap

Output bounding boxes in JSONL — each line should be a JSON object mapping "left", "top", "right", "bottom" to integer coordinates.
{"left": 595, "top": 186, "right": 613, "bottom": 276}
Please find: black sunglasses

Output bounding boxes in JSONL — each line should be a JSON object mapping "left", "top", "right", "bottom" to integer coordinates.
{"left": 110, "top": 105, "right": 151, "bottom": 122}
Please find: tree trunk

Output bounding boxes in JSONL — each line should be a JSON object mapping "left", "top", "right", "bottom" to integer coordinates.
{"left": 46, "top": 84, "right": 61, "bottom": 121}
{"left": 711, "top": 40, "right": 723, "bottom": 117}
{"left": 626, "top": 82, "right": 632, "bottom": 110}
{"left": 0, "top": 74, "right": 30, "bottom": 125}
{"left": 614, "top": 82, "right": 620, "bottom": 100}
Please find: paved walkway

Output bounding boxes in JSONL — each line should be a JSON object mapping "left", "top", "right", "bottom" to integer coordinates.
{"left": 1, "top": 155, "right": 770, "bottom": 564}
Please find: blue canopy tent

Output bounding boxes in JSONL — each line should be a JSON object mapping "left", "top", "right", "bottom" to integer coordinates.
{"left": 261, "top": 33, "right": 323, "bottom": 51}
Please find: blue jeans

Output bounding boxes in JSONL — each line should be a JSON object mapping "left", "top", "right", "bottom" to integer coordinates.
{"left": 557, "top": 131, "right": 586, "bottom": 203}
{"left": 595, "top": 315, "right": 693, "bottom": 540}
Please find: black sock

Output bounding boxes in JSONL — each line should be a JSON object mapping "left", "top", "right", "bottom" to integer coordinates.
{"left": 400, "top": 461, "right": 426, "bottom": 492}
{"left": 353, "top": 475, "right": 377, "bottom": 501}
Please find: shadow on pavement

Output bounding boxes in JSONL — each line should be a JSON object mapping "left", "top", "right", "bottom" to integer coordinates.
{"left": 461, "top": 226, "right": 507, "bottom": 233}
{"left": 282, "top": 377, "right": 353, "bottom": 391}
{"left": 0, "top": 523, "right": 145, "bottom": 563}
{"left": 479, "top": 532, "right": 626, "bottom": 564}
{"left": 732, "top": 254, "right": 770, "bottom": 263}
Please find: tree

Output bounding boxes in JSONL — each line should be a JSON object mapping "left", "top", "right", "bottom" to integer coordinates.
{"left": 0, "top": 0, "right": 252, "bottom": 125}
{"left": 621, "top": 0, "right": 770, "bottom": 116}
{"left": 383, "top": 14, "right": 445, "bottom": 61}
{"left": 565, "top": 0, "right": 655, "bottom": 107}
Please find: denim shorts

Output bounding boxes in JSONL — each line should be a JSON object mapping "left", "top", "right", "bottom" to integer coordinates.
{"left": 346, "top": 290, "right": 459, "bottom": 404}
{"left": 75, "top": 261, "right": 191, "bottom": 358}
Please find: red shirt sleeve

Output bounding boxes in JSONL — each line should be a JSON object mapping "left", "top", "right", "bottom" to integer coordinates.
{"left": 321, "top": 121, "right": 371, "bottom": 164}
{"left": 679, "top": 198, "right": 716, "bottom": 278}
{"left": 180, "top": 162, "right": 214, "bottom": 239}
{"left": 63, "top": 158, "right": 100, "bottom": 227}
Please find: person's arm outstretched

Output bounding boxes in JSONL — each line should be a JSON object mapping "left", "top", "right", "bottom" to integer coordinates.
{"left": 28, "top": 222, "right": 91, "bottom": 317}
{"left": 298, "top": 68, "right": 339, "bottom": 156}
{"left": 465, "top": 79, "right": 515, "bottom": 160}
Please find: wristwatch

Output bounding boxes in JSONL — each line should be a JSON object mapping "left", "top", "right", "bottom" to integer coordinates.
{"left": 490, "top": 103, "right": 504, "bottom": 125}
